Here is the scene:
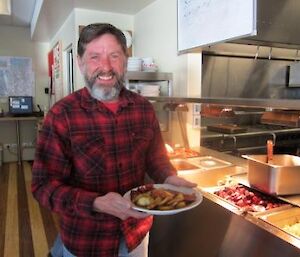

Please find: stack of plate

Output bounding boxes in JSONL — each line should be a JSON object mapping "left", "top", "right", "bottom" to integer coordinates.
{"left": 127, "top": 57, "right": 142, "bottom": 71}
{"left": 139, "top": 84, "right": 160, "bottom": 96}
{"left": 142, "top": 57, "right": 158, "bottom": 72}
{"left": 142, "top": 63, "right": 158, "bottom": 72}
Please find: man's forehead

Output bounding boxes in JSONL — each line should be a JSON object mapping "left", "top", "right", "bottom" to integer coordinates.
{"left": 85, "top": 35, "right": 124, "bottom": 50}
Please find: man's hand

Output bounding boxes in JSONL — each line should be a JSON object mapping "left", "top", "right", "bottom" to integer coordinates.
{"left": 164, "top": 175, "right": 197, "bottom": 188}
{"left": 93, "top": 192, "right": 150, "bottom": 220}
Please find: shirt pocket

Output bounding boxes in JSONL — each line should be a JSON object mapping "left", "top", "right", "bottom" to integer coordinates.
{"left": 71, "top": 134, "right": 107, "bottom": 179}
{"left": 132, "top": 128, "right": 154, "bottom": 152}
{"left": 131, "top": 128, "right": 154, "bottom": 179}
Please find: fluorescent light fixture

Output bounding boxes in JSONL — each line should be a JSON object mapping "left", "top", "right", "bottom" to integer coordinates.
{"left": 0, "top": 0, "right": 11, "bottom": 15}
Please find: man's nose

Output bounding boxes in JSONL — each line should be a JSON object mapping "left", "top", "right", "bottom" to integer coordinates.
{"left": 99, "top": 56, "right": 112, "bottom": 71}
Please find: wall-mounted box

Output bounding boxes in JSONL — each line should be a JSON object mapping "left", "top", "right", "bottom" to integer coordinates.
{"left": 288, "top": 62, "right": 300, "bottom": 87}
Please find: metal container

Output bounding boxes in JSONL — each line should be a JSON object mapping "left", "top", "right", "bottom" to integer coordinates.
{"left": 180, "top": 166, "right": 246, "bottom": 188}
{"left": 243, "top": 154, "right": 300, "bottom": 195}
{"left": 189, "top": 156, "right": 232, "bottom": 170}
{"left": 259, "top": 207, "right": 300, "bottom": 239}
{"left": 170, "top": 159, "right": 201, "bottom": 171}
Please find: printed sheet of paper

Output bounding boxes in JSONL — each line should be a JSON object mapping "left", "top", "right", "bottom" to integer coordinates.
{"left": 0, "top": 56, "right": 35, "bottom": 97}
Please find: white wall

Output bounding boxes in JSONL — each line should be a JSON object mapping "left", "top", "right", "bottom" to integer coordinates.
{"left": 49, "top": 11, "right": 76, "bottom": 102}
{"left": 0, "top": 25, "right": 49, "bottom": 162}
{"left": 134, "top": 0, "right": 202, "bottom": 148}
{"left": 134, "top": 0, "right": 189, "bottom": 96}
{"left": 0, "top": 25, "right": 49, "bottom": 111}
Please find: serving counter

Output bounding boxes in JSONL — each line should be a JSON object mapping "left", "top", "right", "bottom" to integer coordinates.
{"left": 148, "top": 147, "right": 300, "bottom": 257}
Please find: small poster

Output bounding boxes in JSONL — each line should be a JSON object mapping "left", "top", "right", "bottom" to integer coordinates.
{"left": 0, "top": 56, "right": 35, "bottom": 97}
{"left": 52, "top": 41, "right": 64, "bottom": 102}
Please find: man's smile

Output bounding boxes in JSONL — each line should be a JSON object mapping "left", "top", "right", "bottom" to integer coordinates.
{"left": 97, "top": 74, "right": 113, "bottom": 81}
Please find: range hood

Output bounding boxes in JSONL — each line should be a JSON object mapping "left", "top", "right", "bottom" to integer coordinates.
{"left": 232, "top": 0, "right": 300, "bottom": 49}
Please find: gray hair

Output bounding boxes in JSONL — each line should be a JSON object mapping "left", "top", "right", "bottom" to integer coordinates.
{"left": 77, "top": 23, "right": 127, "bottom": 57}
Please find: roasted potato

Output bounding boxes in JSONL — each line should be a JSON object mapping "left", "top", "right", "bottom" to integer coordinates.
{"left": 131, "top": 186, "right": 196, "bottom": 211}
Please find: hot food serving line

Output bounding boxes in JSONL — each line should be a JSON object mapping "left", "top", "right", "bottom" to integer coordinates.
{"left": 147, "top": 97, "right": 300, "bottom": 257}
{"left": 149, "top": 147, "right": 300, "bottom": 257}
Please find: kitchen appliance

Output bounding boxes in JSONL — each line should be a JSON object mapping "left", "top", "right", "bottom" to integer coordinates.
{"left": 243, "top": 154, "right": 300, "bottom": 195}
{"left": 259, "top": 207, "right": 300, "bottom": 239}
{"left": 207, "top": 124, "right": 247, "bottom": 134}
{"left": 288, "top": 61, "right": 300, "bottom": 88}
{"left": 261, "top": 110, "right": 300, "bottom": 128}
{"left": 8, "top": 96, "right": 33, "bottom": 116}
{"left": 188, "top": 156, "right": 232, "bottom": 170}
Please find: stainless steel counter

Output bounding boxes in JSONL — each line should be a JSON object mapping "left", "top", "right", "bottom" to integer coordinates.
{"left": 148, "top": 147, "right": 300, "bottom": 257}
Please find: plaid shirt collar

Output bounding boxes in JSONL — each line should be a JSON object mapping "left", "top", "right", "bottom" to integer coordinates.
{"left": 80, "top": 86, "right": 135, "bottom": 112}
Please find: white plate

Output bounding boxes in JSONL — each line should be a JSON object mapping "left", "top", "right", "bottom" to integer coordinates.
{"left": 124, "top": 184, "right": 203, "bottom": 215}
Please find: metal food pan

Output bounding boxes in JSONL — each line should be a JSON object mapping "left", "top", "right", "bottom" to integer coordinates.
{"left": 180, "top": 166, "right": 246, "bottom": 188}
{"left": 243, "top": 154, "right": 300, "bottom": 195}
{"left": 170, "top": 159, "right": 203, "bottom": 175}
{"left": 188, "top": 156, "right": 232, "bottom": 170}
{"left": 208, "top": 184, "right": 291, "bottom": 216}
{"left": 259, "top": 207, "right": 300, "bottom": 239}
{"left": 170, "top": 159, "right": 201, "bottom": 171}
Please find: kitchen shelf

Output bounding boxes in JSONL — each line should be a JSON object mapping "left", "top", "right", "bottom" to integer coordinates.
{"left": 145, "top": 96, "right": 300, "bottom": 110}
{"left": 125, "top": 71, "right": 172, "bottom": 81}
{"left": 125, "top": 71, "right": 173, "bottom": 132}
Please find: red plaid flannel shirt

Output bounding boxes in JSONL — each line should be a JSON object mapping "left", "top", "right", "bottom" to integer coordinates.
{"left": 31, "top": 87, "right": 176, "bottom": 257}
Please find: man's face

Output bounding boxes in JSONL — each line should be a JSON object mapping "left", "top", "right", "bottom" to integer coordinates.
{"left": 78, "top": 33, "right": 127, "bottom": 101}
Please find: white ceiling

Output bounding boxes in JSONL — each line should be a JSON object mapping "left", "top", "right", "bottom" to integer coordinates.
{"left": 0, "top": 0, "right": 36, "bottom": 27}
{"left": 0, "top": 0, "right": 156, "bottom": 41}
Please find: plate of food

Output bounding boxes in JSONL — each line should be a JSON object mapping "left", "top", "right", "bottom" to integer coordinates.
{"left": 124, "top": 184, "right": 203, "bottom": 215}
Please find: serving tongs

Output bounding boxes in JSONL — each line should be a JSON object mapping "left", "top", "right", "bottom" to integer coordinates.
{"left": 266, "top": 139, "right": 274, "bottom": 164}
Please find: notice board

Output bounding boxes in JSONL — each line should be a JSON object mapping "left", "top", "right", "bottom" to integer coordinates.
{"left": 177, "top": 0, "right": 257, "bottom": 53}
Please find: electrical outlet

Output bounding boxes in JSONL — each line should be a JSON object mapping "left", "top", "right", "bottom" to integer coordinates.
{"left": 193, "top": 103, "right": 201, "bottom": 115}
{"left": 192, "top": 115, "right": 201, "bottom": 129}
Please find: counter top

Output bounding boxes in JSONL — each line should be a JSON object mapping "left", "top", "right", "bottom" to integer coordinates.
{"left": 0, "top": 114, "right": 43, "bottom": 121}
{"left": 177, "top": 147, "right": 300, "bottom": 251}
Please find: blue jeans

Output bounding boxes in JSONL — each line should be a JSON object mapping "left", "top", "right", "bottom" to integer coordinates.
{"left": 50, "top": 234, "right": 149, "bottom": 257}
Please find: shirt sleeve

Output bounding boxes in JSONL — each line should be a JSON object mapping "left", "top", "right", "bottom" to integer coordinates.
{"left": 31, "top": 108, "right": 105, "bottom": 219}
{"left": 145, "top": 108, "right": 177, "bottom": 183}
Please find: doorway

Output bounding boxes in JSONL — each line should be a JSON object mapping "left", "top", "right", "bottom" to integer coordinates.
{"left": 64, "top": 44, "right": 74, "bottom": 94}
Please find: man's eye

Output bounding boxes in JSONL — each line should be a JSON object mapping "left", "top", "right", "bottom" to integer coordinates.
{"left": 111, "top": 54, "right": 120, "bottom": 59}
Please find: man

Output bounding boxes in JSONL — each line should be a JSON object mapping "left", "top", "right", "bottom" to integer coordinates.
{"left": 32, "top": 23, "right": 196, "bottom": 257}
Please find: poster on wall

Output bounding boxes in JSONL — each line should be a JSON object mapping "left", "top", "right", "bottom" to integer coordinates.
{"left": 0, "top": 56, "right": 35, "bottom": 97}
{"left": 52, "top": 41, "right": 64, "bottom": 104}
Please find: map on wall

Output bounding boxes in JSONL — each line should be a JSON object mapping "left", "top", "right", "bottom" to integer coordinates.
{"left": 0, "top": 56, "right": 35, "bottom": 97}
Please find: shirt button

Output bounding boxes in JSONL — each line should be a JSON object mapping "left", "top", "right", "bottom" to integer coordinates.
{"left": 118, "top": 163, "right": 122, "bottom": 168}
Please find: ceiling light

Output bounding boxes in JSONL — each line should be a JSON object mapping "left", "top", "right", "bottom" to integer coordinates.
{"left": 0, "top": 0, "right": 11, "bottom": 15}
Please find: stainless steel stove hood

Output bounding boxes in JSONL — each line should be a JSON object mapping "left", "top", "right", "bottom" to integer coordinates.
{"left": 231, "top": 0, "right": 300, "bottom": 50}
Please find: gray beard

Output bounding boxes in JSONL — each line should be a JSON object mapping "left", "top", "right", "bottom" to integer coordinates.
{"left": 84, "top": 73, "right": 124, "bottom": 102}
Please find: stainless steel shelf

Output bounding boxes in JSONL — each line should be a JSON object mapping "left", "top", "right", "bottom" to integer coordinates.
{"left": 125, "top": 71, "right": 173, "bottom": 81}
{"left": 146, "top": 96, "right": 300, "bottom": 110}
